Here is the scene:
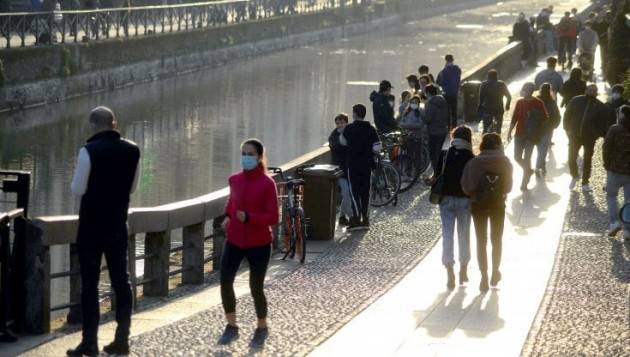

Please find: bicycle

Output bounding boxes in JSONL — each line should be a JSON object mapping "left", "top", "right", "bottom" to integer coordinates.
{"left": 268, "top": 166, "right": 309, "bottom": 263}
{"left": 370, "top": 150, "right": 401, "bottom": 207}
{"left": 381, "top": 131, "right": 430, "bottom": 193}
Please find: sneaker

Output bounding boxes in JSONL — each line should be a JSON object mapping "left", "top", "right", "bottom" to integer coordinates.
{"left": 582, "top": 184, "right": 593, "bottom": 192}
{"left": 347, "top": 217, "right": 363, "bottom": 232}
{"left": 103, "top": 339, "right": 129, "bottom": 355}
{"left": 359, "top": 218, "right": 370, "bottom": 230}
{"left": 66, "top": 342, "right": 98, "bottom": 357}
{"left": 607, "top": 223, "right": 622, "bottom": 237}
{"left": 338, "top": 216, "right": 350, "bottom": 226}
{"left": 249, "top": 327, "right": 269, "bottom": 349}
{"left": 217, "top": 324, "right": 239, "bottom": 345}
{"left": 569, "top": 178, "right": 578, "bottom": 190}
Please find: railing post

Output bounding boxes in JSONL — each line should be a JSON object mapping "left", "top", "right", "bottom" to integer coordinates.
{"left": 143, "top": 231, "right": 170, "bottom": 297}
{"left": 182, "top": 223, "right": 204, "bottom": 284}
{"left": 0, "top": 218, "right": 14, "bottom": 340}
{"left": 66, "top": 243, "right": 82, "bottom": 324}
{"left": 23, "top": 222, "right": 50, "bottom": 334}
{"left": 127, "top": 233, "right": 137, "bottom": 309}
{"left": 212, "top": 217, "right": 225, "bottom": 272}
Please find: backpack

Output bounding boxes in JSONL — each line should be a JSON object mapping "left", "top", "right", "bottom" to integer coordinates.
{"left": 525, "top": 106, "right": 545, "bottom": 143}
{"left": 473, "top": 172, "right": 505, "bottom": 208}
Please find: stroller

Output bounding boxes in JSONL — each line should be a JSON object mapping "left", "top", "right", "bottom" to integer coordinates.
{"left": 578, "top": 52, "right": 594, "bottom": 82}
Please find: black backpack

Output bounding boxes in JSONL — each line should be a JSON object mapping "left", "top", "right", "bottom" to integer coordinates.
{"left": 473, "top": 172, "right": 505, "bottom": 208}
{"left": 525, "top": 106, "right": 545, "bottom": 143}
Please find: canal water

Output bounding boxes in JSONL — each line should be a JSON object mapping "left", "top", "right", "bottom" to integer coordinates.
{"left": 1, "top": 0, "right": 587, "bottom": 314}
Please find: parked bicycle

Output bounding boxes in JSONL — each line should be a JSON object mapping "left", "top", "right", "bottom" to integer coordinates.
{"left": 370, "top": 149, "right": 401, "bottom": 207}
{"left": 268, "top": 166, "right": 310, "bottom": 263}
{"left": 381, "top": 131, "right": 430, "bottom": 193}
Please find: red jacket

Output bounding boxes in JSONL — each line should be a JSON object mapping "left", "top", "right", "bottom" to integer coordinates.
{"left": 511, "top": 97, "right": 549, "bottom": 138}
{"left": 225, "top": 165, "right": 279, "bottom": 249}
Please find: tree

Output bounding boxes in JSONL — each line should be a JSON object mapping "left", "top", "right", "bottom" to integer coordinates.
{"left": 607, "top": 0, "right": 630, "bottom": 85}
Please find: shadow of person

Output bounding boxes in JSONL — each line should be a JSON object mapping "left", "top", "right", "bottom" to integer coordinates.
{"left": 461, "top": 290, "right": 505, "bottom": 338}
{"left": 418, "top": 287, "right": 471, "bottom": 338}
{"left": 530, "top": 179, "right": 561, "bottom": 212}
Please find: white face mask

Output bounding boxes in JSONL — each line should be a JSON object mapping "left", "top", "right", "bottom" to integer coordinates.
{"left": 612, "top": 93, "right": 621, "bottom": 100}
{"left": 410, "top": 103, "right": 419, "bottom": 110}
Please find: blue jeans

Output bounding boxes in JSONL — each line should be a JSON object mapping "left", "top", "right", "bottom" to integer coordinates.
{"left": 535, "top": 131, "right": 552, "bottom": 171}
{"left": 606, "top": 171, "right": 630, "bottom": 234}
{"left": 338, "top": 177, "right": 353, "bottom": 219}
{"left": 543, "top": 30, "right": 555, "bottom": 53}
{"left": 439, "top": 196, "right": 471, "bottom": 266}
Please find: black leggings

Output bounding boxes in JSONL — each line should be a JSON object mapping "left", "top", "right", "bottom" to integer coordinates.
{"left": 472, "top": 206, "right": 505, "bottom": 274}
{"left": 220, "top": 242, "right": 271, "bottom": 319}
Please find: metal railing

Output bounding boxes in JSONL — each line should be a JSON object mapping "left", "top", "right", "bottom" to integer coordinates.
{"left": 0, "top": 0, "right": 365, "bottom": 48}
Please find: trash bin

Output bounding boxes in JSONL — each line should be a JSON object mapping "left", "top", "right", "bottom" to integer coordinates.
{"left": 301, "top": 164, "right": 343, "bottom": 241}
{"left": 461, "top": 80, "right": 482, "bottom": 123}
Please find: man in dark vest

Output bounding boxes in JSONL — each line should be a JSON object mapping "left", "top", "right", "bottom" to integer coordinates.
{"left": 67, "top": 106, "right": 140, "bottom": 356}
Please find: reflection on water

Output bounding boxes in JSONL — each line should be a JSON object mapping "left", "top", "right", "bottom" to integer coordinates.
{"left": 1, "top": 0, "right": 588, "bottom": 313}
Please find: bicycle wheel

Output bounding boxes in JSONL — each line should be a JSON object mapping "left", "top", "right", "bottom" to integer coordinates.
{"left": 393, "top": 154, "right": 420, "bottom": 193}
{"left": 294, "top": 213, "right": 307, "bottom": 264}
{"left": 370, "top": 162, "right": 401, "bottom": 207}
{"left": 416, "top": 145, "right": 431, "bottom": 175}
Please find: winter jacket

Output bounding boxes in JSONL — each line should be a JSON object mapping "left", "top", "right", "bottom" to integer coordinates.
{"left": 225, "top": 166, "right": 279, "bottom": 249}
{"left": 563, "top": 95, "right": 609, "bottom": 140}
{"left": 478, "top": 79, "right": 511, "bottom": 115}
{"left": 556, "top": 17, "right": 577, "bottom": 39}
{"left": 436, "top": 64, "right": 462, "bottom": 98}
{"left": 370, "top": 90, "right": 398, "bottom": 134}
{"left": 603, "top": 116, "right": 630, "bottom": 175}
{"left": 461, "top": 149, "right": 513, "bottom": 205}
{"left": 560, "top": 78, "right": 587, "bottom": 107}
{"left": 534, "top": 69, "right": 564, "bottom": 93}
{"left": 424, "top": 95, "right": 449, "bottom": 136}
{"left": 434, "top": 140, "right": 475, "bottom": 198}
{"left": 538, "top": 96, "right": 561, "bottom": 131}
{"left": 400, "top": 108, "right": 426, "bottom": 132}
{"left": 607, "top": 98, "right": 630, "bottom": 128}
{"left": 341, "top": 119, "right": 380, "bottom": 171}
{"left": 577, "top": 28, "right": 599, "bottom": 53}
{"left": 328, "top": 128, "right": 347, "bottom": 173}
{"left": 510, "top": 97, "right": 549, "bottom": 138}
{"left": 512, "top": 19, "right": 530, "bottom": 42}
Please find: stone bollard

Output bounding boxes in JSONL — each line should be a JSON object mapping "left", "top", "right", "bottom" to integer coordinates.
{"left": 182, "top": 222, "right": 205, "bottom": 284}
{"left": 143, "top": 231, "right": 170, "bottom": 297}
{"left": 23, "top": 222, "right": 51, "bottom": 334}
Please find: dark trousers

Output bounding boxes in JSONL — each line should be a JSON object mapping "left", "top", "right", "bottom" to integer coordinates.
{"left": 568, "top": 137, "right": 596, "bottom": 185}
{"left": 348, "top": 166, "right": 371, "bottom": 222}
{"left": 481, "top": 112, "right": 504, "bottom": 134}
{"left": 77, "top": 231, "right": 132, "bottom": 344}
{"left": 429, "top": 134, "right": 446, "bottom": 173}
{"left": 472, "top": 206, "right": 505, "bottom": 274}
{"left": 445, "top": 95, "right": 458, "bottom": 129}
{"left": 558, "top": 37, "right": 576, "bottom": 65}
{"left": 220, "top": 242, "right": 271, "bottom": 319}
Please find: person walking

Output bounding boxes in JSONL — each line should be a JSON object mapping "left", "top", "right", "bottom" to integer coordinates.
{"left": 340, "top": 104, "right": 381, "bottom": 231}
{"left": 592, "top": 11, "right": 610, "bottom": 79}
{"left": 370, "top": 80, "right": 398, "bottom": 134}
{"left": 435, "top": 126, "right": 475, "bottom": 289}
{"left": 577, "top": 21, "right": 599, "bottom": 76}
{"left": 534, "top": 57, "right": 564, "bottom": 94}
{"left": 461, "top": 133, "right": 513, "bottom": 292}
{"left": 478, "top": 69, "right": 511, "bottom": 134}
{"left": 436, "top": 54, "right": 462, "bottom": 129}
{"left": 507, "top": 82, "right": 549, "bottom": 191}
{"left": 607, "top": 84, "right": 629, "bottom": 127}
{"left": 603, "top": 105, "right": 630, "bottom": 240}
{"left": 423, "top": 84, "right": 450, "bottom": 182}
{"left": 67, "top": 107, "right": 140, "bottom": 357}
{"left": 535, "top": 83, "right": 561, "bottom": 177}
{"left": 329, "top": 114, "right": 353, "bottom": 226}
{"left": 564, "top": 84, "right": 609, "bottom": 191}
{"left": 560, "top": 68, "right": 587, "bottom": 108}
{"left": 218, "top": 139, "right": 279, "bottom": 348}
{"left": 536, "top": 7, "right": 555, "bottom": 54}
{"left": 512, "top": 12, "right": 532, "bottom": 68}
{"left": 556, "top": 11, "right": 578, "bottom": 69}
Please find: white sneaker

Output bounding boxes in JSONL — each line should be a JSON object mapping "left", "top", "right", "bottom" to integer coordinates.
{"left": 569, "top": 178, "right": 578, "bottom": 190}
{"left": 582, "top": 184, "right": 593, "bottom": 192}
{"left": 607, "top": 222, "right": 622, "bottom": 237}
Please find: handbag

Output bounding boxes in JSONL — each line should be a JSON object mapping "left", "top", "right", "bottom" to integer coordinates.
{"left": 429, "top": 149, "right": 450, "bottom": 204}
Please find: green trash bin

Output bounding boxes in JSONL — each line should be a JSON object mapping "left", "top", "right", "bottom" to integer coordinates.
{"left": 461, "top": 80, "right": 482, "bottom": 123}
{"left": 301, "top": 164, "right": 343, "bottom": 241}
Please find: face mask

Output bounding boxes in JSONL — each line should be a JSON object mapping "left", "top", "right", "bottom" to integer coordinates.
{"left": 241, "top": 155, "right": 258, "bottom": 171}
{"left": 612, "top": 93, "right": 621, "bottom": 100}
{"left": 410, "top": 103, "right": 419, "bottom": 110}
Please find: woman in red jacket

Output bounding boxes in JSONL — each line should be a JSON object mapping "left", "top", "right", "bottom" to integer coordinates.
{"left": 218, "top": 138, "right": 279, "bottom": 348}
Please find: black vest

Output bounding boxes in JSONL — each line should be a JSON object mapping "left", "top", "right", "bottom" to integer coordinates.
{"left": 78, "top": 130, "right": 140, "bottom": 236}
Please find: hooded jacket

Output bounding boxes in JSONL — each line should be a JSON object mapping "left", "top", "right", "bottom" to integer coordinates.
{"left": 603, "top": 116, "right": 630, "bottom": 175}
{"left": 225, "top": 166, "right": 279, "bottom": 249}
{"left": 370, "top": 90, "right": 398, "bottom": 133}
{"left": 461, "top": 149, "right": 513, "bottom": 206}
{"left": 424, "top": 95, "right": 449, "bottom": 136}
{"left": 563, "top": 94, "right": 609, "bottom": 140}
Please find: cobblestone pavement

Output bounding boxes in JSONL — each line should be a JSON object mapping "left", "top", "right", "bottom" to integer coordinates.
{"left": 129, "top": 186, "right": 441, "bottom": 356}
{"left": 522, "top": 142, "right": 630, "bottom": 357}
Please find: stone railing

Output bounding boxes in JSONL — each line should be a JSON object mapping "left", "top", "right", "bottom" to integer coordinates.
{"left": 22, "top": 145, "right": 329, "bottom": 334}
